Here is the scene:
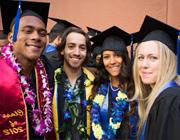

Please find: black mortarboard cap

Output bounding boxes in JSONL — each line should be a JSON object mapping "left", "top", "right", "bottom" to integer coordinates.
{"left": 87, "top": 27, "right": 101, "bottom": 37}
{"left": 136, "top": 15, "right": 180, "bottom": 75}
{"left": 137, "top": 15, "right": 178, "bottom": 54}
{"left": 91, "top": 26, "right": 131, "bottom": 52}
{"left": 1, "top": 0, "right": 50, "bottom": 34}
{"left": 92, "top": 45, "right": 102, "bottom": 57}
{"left": 49, "top": 17, "right": 79, "bottom": 35}
{"left": 90, "top": 36, "right": 102, "bottom": 56}
{"left": 131, "top": 32, "right": 140, "bottom": 44}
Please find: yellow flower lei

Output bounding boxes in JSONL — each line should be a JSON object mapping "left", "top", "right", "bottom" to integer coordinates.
{"left": 91, "top": 86, "right": 128, "bottom": 139}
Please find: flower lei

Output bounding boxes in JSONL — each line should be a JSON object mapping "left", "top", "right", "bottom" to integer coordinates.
{"left": 1, "top": 44, "right": 53, "bottom": 135}
{"left": 91, "top": 83, "right": 128, "bottom": 139}
{"left": 55, "top": 68, "right": 91, "bottom": 139}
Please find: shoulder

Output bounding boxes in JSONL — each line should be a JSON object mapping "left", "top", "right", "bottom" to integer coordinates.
{"left": 158, "top": 86, "right": 180, "bottom": 102}
{"left": 151, "top": 86, "right": 180, "bottom": 114}
{"left": 85, "top": 67, "right": 99, "bottom": 78}
{"left": 145, "top": 86, "right": 180, "bottom": 139}
{"left": 44, "top": 50, "right": 59, "bottom": 58}
{"left": 163, "top": 86, "right": 180, "bottom": 93}
{"left": 42, "top": 51, "right": 61, "bottom": 70}
{"left": 40, "top": 55, "right": 53, "bottom": 72}
{"left": 82, "top": 67, "right": 95, "bottom": 81}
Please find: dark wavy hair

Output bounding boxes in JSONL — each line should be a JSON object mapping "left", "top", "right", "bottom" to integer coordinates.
{"left": 91, "top": 49, "right": 134, "bottom": 98}
{"left": 57, "top": 27, "right": 91, "bottom": 66}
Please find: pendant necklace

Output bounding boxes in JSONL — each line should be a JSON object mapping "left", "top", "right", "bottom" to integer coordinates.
{"left": 109, "top": 82, "right": 120, "bottom": 92}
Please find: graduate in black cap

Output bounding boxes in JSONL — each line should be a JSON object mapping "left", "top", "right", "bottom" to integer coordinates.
{"left": 90, "top": 26, "right": 137, "bottom": 140}
{"left": 43, "top": 17, "right": 79, "bottom": 71}
{"left": 131, "top": 15, "right": 180, "bottom": 140}
{"left": 83, "top": 27, "right": 101, "bottom": 72}
{"left": 0, "top": 1, "right": 55, "bottom": 139}
{"left": 83, "top": 43, "right": 102, "bottom": 77}
{"left": 92, "top": 44, "right": 102, "bottom": 65}
{"left": 84, "top": 27, "right": 101, "bottom": 69}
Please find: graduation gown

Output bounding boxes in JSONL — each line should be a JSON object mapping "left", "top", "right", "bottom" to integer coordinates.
{"left": 144, "top": 86, "right": 180, "bottom": 140}
{"left": 52, "top": 67, "right": 94, "bottom": 140}
{"left": 90, "top": 86, "right": 138, "bottom": 140}
{"left": 0, "top": 55, "right": 55, "bottom": 140}
{"left": 42, "top": 50, "right": 61, "bottom": 71}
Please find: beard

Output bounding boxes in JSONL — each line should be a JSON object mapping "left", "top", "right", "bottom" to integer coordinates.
{"left": 63, "top": 56, "right": 85, "bottom": 71}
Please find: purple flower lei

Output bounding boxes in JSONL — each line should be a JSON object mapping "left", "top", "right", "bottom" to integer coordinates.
{"left": 1, "top": 44, "right": 53, "bottom": 135}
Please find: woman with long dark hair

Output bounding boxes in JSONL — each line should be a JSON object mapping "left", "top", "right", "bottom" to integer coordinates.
{"left": 90, "top": 26, "right": 137, "bottom": 140}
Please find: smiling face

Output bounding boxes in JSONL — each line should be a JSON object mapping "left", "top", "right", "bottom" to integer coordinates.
{"left": 61, "top": 32, "right": 87, "bottom": 71}
{"left": 137, "top": 41, "right": 160, "bottom": 86}
{"left": 102, "top": 50, "right": 123, "bottom": 78}
{"left": 12, "top": 16, "right": 47, "bottom": 61}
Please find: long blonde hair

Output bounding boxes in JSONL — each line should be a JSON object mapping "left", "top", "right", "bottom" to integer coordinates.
{"left": 132, "top": 41, "right": 177, "bottom": 134}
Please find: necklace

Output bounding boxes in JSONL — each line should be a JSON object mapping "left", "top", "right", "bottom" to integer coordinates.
{"left": 54, "top": 68, "right": 91, "bottom": 139}
{"left": 91, "top": 83, "right": 128, "bottom": 139}
{"left": 1, "top": 44, "right": 53, "bottom": 135}
{"left": 110, "top": 82, "right": 120, "bottom": 92}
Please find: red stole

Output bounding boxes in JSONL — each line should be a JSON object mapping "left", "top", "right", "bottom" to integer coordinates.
{"left": 0, "top": 57, "right": 55, "bottom": 139}
{"left": 0, "top": 57, "right": 28, "bottom": 139}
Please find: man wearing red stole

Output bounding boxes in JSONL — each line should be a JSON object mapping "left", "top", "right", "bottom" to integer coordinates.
{"left": 0, "top": 1, "right": 55, "bottom": 139}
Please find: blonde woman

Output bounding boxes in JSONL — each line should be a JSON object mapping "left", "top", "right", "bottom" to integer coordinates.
{"left": 132, "top": 16, "right": 180, "bottom": 140}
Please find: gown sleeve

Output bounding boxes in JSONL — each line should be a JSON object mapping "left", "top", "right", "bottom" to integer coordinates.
{"left": 144, "top": 87, "right": 180, "bottom": 140}
{"left": 42, "top": 51, "right": 62, "bottom": 71}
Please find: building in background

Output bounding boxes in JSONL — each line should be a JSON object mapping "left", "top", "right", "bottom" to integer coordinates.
{"left": 1, "top": 0, "right": 179, "bottom": 37}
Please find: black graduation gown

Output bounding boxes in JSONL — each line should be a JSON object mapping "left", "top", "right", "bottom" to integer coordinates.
{"left": 56, "top": 71, "right": 87, "bottom": 140}
{"left": 144, "top": 86, "right": 180, "bottom": 140}
{"left": 42, "top": 50, "right": 61, "bottom": 71}
{"left": 28, "top": 56, "right": 54, "bottom": 140}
